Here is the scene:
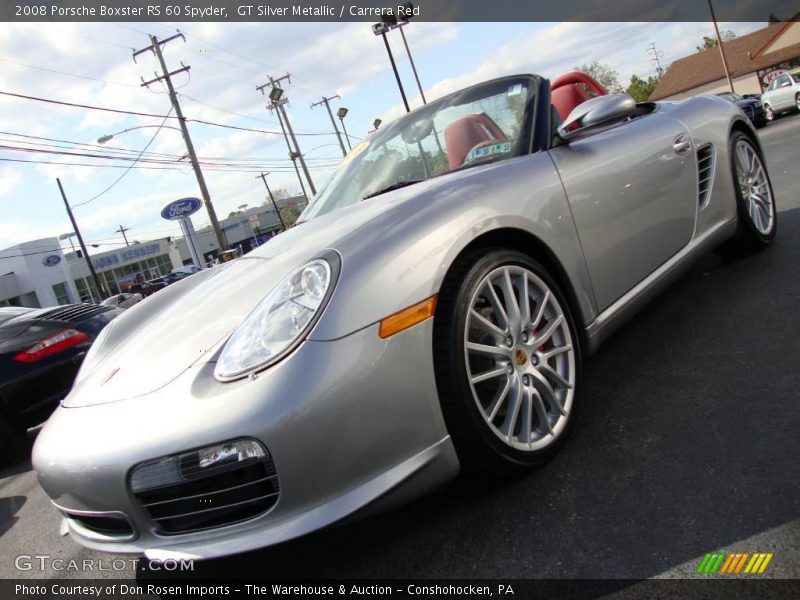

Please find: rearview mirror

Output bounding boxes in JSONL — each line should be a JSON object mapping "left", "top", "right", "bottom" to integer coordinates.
{"left": 558, "top": 94, "right": 637, "bottom": 141}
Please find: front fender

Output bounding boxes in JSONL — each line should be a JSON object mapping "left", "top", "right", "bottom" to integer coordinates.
{"left": 310, "top": 152, "right": 596, "bottom": 341}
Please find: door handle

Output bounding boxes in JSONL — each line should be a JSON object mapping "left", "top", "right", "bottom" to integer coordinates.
{"left": 672, "top": 134, "right": 692, "bottom": 156}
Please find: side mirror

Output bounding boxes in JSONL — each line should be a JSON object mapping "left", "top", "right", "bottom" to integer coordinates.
{"left": 557, "top": 94, "right": 637, "bottom": 141}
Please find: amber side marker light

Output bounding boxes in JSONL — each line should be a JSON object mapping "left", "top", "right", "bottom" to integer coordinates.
{"left": 379, "top": 296, "right": 438, "bottom": 339}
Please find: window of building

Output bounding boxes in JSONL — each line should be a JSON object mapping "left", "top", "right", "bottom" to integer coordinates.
{"left": 52, "top": 282, "right": 70, "bottom": 305}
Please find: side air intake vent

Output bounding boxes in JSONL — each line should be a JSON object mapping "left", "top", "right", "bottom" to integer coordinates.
{"left": 697, "top": 144, "right": 715, "bottom": 207}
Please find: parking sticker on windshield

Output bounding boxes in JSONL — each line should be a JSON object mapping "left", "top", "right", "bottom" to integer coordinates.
{"left": 467, "top": 142, "right": 512, "bottom": 162}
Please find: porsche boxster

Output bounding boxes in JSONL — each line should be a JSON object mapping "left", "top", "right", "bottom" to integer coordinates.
{"left": 33, "top": 71, "right": 776, "bottom": 560}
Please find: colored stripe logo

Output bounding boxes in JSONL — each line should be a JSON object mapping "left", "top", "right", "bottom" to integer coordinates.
{"left": 696, "top": 552, "right": 773, "bottom": 574}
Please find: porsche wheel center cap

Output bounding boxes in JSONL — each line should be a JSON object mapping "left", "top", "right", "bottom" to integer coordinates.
{"left": 514, "top": 348, "right": 528, "bottom": 366}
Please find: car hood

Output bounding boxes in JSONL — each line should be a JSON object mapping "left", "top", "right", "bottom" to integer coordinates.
{"left": 63, "top": 182, "right": 438, "bottom": 407}
{"left": 735, "top": 98, "right": 761, "bottom": 107}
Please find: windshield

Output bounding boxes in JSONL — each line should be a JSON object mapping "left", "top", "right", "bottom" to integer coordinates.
{"left": 300, "top": 76, "right": 535, "bottom": 222}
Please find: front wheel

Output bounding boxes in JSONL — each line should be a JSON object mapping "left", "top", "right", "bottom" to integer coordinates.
{"left": 764, "top": 104, "right": 775, "bottom": 122}
{"left": 434, "top": 250, "right": 581, "bottom": 474}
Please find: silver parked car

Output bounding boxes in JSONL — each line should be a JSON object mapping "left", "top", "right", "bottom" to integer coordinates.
{"left": 33, "top": 73, "right": 776, "bottom": 560}
{"left": 761, "top": 69, "right": 800, "bottom": 121}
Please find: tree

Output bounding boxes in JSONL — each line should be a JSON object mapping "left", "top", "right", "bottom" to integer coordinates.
{"left": 697, "top": 30, "right": 736, "bottom": 52}
{"left": 574, "top": 61, "right": 625, "bottom": 94}
{"left": 279, "top": 205, "right": 302, "bottom": 228}
{"left": 627, "top": 74, "right": 660, "bottom": 102}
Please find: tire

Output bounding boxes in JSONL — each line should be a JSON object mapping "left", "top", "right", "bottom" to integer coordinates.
{"left": 0, "top": 413, "right": 26, "bottom": 465}
{"left": 796, "top": 94, "right": 800, "bottom": 112}
{"left": 764, "top": 104, "right": 774, "bottom": 122}
{"left": 433, "top": 249, "right": 581, "bottom": 475}
{"left": 718, "top": 131, "right": 777, "bottom": 256}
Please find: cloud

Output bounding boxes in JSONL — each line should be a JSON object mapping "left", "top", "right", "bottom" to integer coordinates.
{"left": 0, "top": 168, "right": 23, "bottom": 198}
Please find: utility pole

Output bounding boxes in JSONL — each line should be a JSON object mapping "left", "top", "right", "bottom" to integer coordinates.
{"left": 647, "top": 42, "right": 665, "bottom": 78}
{"left": 707, "top": 0, "right": 735, "bottom": 93}
{"left": 115, "top": 224, "right": 131, "bottom": 246}
{"left": 56, "top": 178, "right": 107, "bottom": 300}
{"left": 257, "top": 74, "right": 316, "bottom": 195}
{"left": 133, "top": 33, "right": 228, "bottom": 252}
{"left": 376, "top": 25, "right": 410, "bottom": 112}
{"left": 311, "top": 95, "right": 347, "bottom": 157}
{"left": 256, "top": 172, "right": 287, "bottom": 231}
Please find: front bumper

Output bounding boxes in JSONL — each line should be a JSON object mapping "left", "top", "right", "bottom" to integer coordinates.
{"left": 33, "top": 319, "right": 458, "bottom": 559}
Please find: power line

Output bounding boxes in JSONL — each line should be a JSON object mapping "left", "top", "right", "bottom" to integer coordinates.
{"left": 72, "top": 107, "right": 174, "bottom": 208}
{"left": 0, "top": 156, "right": 339, "bottom": 173}
{"left": 0, "top": 91, "right": 336, "bottom": 136}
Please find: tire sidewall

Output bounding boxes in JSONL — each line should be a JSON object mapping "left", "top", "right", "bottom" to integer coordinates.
{"left": 444, "top": 250, "right": 581, "bottom": 468}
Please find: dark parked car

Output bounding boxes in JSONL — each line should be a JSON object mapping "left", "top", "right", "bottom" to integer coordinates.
{"left": 716, "top": 92, "right": 767, "bottom": 128}
{"left": 128, "top": 280, "right": 166, "bottom": 297}
{"left": 0, "top": 304, "right": 121, "bottom": 459}
{"left": 0, "top": 306, "right": 34, "bottom": 326}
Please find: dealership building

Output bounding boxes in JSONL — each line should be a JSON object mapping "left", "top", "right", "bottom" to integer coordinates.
{"left": 0, "top": 196, "right": 304, "bottom": 308}
{"left": 651, "top": 19, "right": 800, "bottom": 100}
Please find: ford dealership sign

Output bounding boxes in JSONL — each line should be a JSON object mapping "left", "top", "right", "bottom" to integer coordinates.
{"left": 42, "top": 254, "right": 62, "bottom": 266}
{"left": 161, "top": 197, "right": 202, "bottom": 221}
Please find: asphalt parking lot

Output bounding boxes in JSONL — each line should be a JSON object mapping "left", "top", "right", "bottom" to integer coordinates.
{"left": 1, "top": 114, "right": 798, "bottom": 582}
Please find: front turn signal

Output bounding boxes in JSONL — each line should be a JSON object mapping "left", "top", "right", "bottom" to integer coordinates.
{"left": 379, "top": 296, "right": 437, "bottom": 339}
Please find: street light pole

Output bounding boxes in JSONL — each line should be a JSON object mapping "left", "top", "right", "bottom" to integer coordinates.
{"left": 56, "top": 178, "right": 107, "bottom": 300}
{"left": 397, "top": 23, "right": 426, "bottom": 104}
{"left": 373, "top": 23, "right": 410, "bottom": 113}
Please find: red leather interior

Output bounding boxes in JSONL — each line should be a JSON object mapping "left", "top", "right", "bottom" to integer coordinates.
{"left": 444, "top": 113, "right": 508, "bottom": 170}
{"left": 551, "top": 71, "right": 608, "bottom": 121}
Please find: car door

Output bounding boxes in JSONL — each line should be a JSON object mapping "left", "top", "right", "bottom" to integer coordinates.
{"left": 774, "top": 74, "right": 793, "bottom": 110}
{"left": 548, "top": 112, "right": 697, "bottom": 312}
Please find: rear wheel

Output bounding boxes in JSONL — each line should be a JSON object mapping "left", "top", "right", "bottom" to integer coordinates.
{"left": 719, "top": 132, "right": 777, "bottom": 255}
{"left": 434, "top": 250, "right": 581, "bottom": 474}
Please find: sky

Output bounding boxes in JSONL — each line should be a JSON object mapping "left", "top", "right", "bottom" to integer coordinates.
{"left": 0, "top": 19, "right": 766, "bottom": 255}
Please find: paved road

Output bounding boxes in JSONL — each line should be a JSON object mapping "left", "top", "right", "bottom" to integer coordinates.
{"left": 1, "top": 114, "right": 798, "bottom": 582}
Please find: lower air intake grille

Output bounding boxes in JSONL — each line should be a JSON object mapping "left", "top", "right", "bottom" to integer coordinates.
{"left": 697, "top": 144, "right": 715, "bottom": 206}
{"left": 130, "top": 439, "right": 279, "bottom": 535}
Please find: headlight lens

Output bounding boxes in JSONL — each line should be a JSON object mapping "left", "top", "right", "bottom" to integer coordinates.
{"left": 214, "top": 258, "right": 333, "bottom": 380}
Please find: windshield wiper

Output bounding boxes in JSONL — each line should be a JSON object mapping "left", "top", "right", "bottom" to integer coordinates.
{"left": 362, "top": 179, "right": 423, "bottom": 200}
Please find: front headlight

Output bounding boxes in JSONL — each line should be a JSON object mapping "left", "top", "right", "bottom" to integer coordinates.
{"left": 214, "top": 255, "right": 338, "bottom": 381}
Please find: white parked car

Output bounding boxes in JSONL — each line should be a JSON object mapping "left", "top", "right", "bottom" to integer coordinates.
{"left": 761, "top": 70, "right": 800, "bottom": 121}
{"left": 100, "top": 293, "right": 143, "bottom": 309}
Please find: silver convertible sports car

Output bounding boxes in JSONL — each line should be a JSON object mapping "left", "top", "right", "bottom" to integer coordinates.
{"left": 33, "top": 72, "right": 776, "bottom": 560}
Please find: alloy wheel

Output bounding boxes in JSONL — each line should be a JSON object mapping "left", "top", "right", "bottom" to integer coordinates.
{"left": 463, "top": 265, "right": 576, "bottom": 451}
{"left": 765, "top": 104, "right": 774, "bottom": 121}
{"left": 734, "top": 139, "right": 774, "bottom": 235}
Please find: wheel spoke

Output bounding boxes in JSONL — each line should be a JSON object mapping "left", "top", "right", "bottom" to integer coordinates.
{"left": 541, "top": 344, "right": 573, "bottom": 360}
{"left": 522, "top": 388, "right": 533, "bottom": 444}
{"left": 519, "top": 275, "right": 531, "bottom": 326}
{"left": 530, "top": 368, "right": 567, "bottom": 416}
{"left": 466, "top": 341, "right": 510, "bottom": 358}
{"left": 539, "top": 363, "right": 574, "bottom": 389}
{"left": 500, "top": 268, "right": 521, "bottom": 328}
{"left": 487, "top": 376, "right": 512, "bottom": 422}
{"left": 531, "top": 290, "right": 550, "bottom": 331}
{"left": 470, "top": 366, "right": 509, "bottom": 385}
{"left": 470, "top": 308, "right": 505, "bottom": 340}
{"left": 485, "top": 282, "right": 509, "bottom": 331}
{"left": 502, "top": 382, "right": 524, "bottom": 441}
{"left": 533, "top": 314, "right": 564, "bottom": 346}
{"left": 531, "top": 389, "right": 554, "bottom": 436}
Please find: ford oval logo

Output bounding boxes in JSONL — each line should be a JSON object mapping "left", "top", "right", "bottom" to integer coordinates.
{"left": 161, "top": 197, "right": 202, "bottom": 221}
{"left": 42, "top": 254, "right": 62, "bottom": 266}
